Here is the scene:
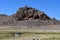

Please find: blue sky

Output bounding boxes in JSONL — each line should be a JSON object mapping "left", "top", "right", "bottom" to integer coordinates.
{"left": 0, "top": 0, "right": 60, "bottom": 20}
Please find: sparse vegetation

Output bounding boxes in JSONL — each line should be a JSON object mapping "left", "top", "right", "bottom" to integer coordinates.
{"left": 0, "top": 31, "right": 60, "bottom": 40}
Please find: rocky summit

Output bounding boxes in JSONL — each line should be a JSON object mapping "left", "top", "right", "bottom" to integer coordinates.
{"left": 13, "top": 6, "right": 51, "bottom": 21}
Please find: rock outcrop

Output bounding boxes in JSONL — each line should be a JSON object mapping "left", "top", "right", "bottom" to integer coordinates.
{"left": 13, "top": 6, "right": 51, "bottom": 21}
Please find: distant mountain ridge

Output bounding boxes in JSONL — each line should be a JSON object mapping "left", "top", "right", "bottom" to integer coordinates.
{"left": 0, "top": 14, "right": 8, "bottom": 17}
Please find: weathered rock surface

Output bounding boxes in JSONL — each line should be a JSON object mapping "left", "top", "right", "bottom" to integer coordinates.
{"left": 13, "top": 6, "right": 51, "bottom": 21}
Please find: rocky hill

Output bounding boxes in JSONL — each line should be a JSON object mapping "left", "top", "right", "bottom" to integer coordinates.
{"left": 0, "top": 6, "right": 60, "bottom": 30}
